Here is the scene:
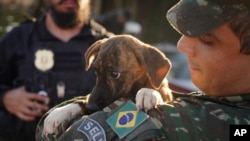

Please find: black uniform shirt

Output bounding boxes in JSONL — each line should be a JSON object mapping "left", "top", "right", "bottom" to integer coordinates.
{"left": 0, "top": 16, "right": 112, "bottom": 140}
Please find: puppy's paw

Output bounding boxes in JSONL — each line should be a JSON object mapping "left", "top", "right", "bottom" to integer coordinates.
{"left": 135, "top": 88, "right": 164, "bottom": 112}
{"left": 43, "top": 103, "right": 82, "bottom": 136}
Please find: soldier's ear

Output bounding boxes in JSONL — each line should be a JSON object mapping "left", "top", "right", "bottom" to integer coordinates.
{"left": 85, "top": 38, "right": 108, "bottom": 71}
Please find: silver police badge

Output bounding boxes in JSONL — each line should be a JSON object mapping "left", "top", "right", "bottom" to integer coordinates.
{"left": 34, "top": 49, "right": 54, "bottom": 72}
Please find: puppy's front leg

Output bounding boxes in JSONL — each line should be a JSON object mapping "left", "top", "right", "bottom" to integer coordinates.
{"left": 135, "top": 88, "right": 165, "bottom": 112}
{"left": 136, "top": 87, "right": 172, "bottom": 112}
{"left": 43, "top": 103, "right": 83, "bottom": 136}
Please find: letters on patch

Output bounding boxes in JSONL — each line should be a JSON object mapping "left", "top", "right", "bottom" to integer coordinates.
{"left": 77, "top": 118, "right": 106, "bottom": 141}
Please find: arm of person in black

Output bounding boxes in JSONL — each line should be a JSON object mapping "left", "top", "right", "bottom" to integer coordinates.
{"left": 0, "top": 25, "right": 26, "bottom": 111}
{"left": 0, "top": 22, "right": 49, "bottom": 139}
{"left": 0, "top": 24, "right": 28, "bottom": 135}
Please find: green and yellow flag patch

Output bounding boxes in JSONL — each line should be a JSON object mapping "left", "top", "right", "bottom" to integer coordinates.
{"left": 106, "top": 100, "right": 148, "bottom": 139}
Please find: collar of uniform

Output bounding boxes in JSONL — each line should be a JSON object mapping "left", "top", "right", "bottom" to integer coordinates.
{"left": 174, "top": 91, "right": 250, "bottom": 109}
{"left": 221, "top": 94, "right": 250, "bottom": 103}
{"left": 187, "top": 91, "right": 250, "bottom": 103}
{"left": 36, "top": 16, "right": 93, "bottom": 41}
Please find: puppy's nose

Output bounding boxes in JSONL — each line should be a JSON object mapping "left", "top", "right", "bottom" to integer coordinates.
{"left": 86, "top": 103, "right": 100, "bottom": 114}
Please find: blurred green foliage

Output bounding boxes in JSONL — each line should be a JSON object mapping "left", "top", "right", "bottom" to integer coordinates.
{"left": 0, "top": 3, "right": 26, "bottom": 38}
{"left": 0, "top": 1, "right": 180, "bottom": 44}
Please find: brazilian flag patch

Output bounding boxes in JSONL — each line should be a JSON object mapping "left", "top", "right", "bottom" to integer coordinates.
{"left": 106, "top": 100, "right": 148, "bottom": 139}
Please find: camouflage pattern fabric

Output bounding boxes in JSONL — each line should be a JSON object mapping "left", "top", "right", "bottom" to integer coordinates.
{"left": 167, "top": 0, "right": 250, "bottom": 37}
{"left": 149, "top": 92, "right": 250, "bottom": 141}
{"left": 36, "top": 92, "right": 250, "bottom": 141}
{"left": 58, "top": 99, "right": 165, "bottom": 141}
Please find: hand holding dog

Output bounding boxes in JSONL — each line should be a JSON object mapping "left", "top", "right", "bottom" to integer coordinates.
{"left": 3, "top": 86, "right": 50, "bottom": 121}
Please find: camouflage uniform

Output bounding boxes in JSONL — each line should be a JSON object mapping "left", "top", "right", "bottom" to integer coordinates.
{"left": 153, "top": 92, "right": 250, "bottom": 141}
{"left": 36, "top": 92, "right": 250, "bottom": 141}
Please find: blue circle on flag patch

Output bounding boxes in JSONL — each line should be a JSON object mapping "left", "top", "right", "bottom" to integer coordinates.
{"left": 119, "top": 113, "right": 134, "bottom": 125}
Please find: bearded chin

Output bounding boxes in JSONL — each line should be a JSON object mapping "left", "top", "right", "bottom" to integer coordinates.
{"left": 51, "top": 6, "right": 80, "bottom": 29}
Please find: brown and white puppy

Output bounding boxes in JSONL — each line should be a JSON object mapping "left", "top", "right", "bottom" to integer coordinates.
{"left": 43, "top": 34, "right": 172, "bottom": 135}
{"left": 85, "top": 34, "right": 172, "bottom": 112}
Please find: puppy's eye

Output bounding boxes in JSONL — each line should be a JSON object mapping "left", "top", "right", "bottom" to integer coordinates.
{"left": 111, "top": 71, "right": 121, "bottom": 79}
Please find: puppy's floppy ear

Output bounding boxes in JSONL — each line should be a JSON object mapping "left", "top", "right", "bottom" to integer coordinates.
{"left": 136, "top": 45, "right": 171, "bottom": 88}
{"left": 85, "top": 38, "right": 108, "bottom": 71}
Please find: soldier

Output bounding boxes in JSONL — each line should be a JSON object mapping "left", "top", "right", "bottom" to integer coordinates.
{"left": 0, "top": 0, "right": 112, "bottom": 140}
{"left": 37, "top": 0, "right": 250, "bottom": 141}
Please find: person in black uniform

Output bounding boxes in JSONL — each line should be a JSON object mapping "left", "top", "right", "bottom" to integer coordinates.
{"left": 0, "top": 0, "right": 113, "bottom": 140}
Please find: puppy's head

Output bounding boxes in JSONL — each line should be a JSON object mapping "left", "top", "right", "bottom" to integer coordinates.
{"left": 85, "top": 35, "right": 171, "bottom": 113}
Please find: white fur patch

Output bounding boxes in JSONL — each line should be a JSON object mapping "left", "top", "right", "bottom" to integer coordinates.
{"left": 43, "top": 103, "right": 82, "bottom": 135}
{"left": 135, "top": 88, "right": 164, "bottom": 112}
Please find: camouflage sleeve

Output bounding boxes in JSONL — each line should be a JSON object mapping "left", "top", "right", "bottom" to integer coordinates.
{"left": 153, "top": 94, "right": 250, "bottom": 141}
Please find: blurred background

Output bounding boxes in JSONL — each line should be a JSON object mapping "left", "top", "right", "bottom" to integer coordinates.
{"left": 0, "top": 0, "right": 198, "bottom": 92}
